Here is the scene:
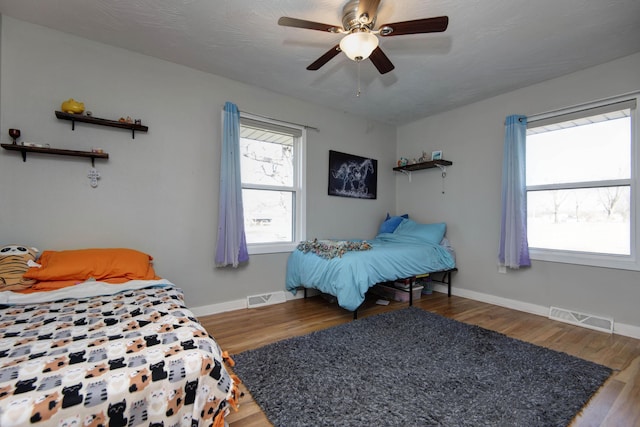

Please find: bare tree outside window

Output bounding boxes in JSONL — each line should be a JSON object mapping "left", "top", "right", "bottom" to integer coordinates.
{"left": 598, "top": 186, "right": 622, "bottom": 218}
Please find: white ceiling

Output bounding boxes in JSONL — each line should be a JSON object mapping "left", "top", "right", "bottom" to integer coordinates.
{"left": 1, "top": 0, "right": 639, "bottom": 125}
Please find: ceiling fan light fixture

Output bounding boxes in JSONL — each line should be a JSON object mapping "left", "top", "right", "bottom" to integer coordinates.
{"left": 339, "top": 31, "right": 378, "bottom": 61}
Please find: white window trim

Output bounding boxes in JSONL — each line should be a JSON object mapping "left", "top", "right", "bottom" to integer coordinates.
{"left": 239, "top": 112, "right": 306, "bottom": 255}
{"left": 527, "top": 92, "right": 639, "bottom": 270}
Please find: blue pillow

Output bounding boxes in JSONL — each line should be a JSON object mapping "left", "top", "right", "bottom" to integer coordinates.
{"left": 394, "top": 219, "right": 446, "bottom": 244}
{"left": 378, "top": 213, "right": 409, "bottom": 234}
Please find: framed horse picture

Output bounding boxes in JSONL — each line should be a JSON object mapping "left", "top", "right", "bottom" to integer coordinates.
{"left": 328, "top": 150, "right": 377, "bottom": 199}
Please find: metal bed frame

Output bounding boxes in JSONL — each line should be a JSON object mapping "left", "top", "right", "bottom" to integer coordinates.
{"left": 303, "top": 267, "right": 458, "bottom": 319}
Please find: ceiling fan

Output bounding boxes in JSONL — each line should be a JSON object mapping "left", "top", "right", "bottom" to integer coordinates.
{"left": 278, "top": 0, "right": 449, "bottom": 74}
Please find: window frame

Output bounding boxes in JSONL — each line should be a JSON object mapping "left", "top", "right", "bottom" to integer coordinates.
{"left": 525, "top": 93, "right": 639, "bottom": 270}
{"left": 239, "top": 112, "right": 306, "bottom": 255}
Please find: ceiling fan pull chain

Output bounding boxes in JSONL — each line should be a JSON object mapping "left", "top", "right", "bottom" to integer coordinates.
{"left": 357, "top": 60, "right": 362, "bottom": 97}
{"left": 442, "top": 170, "right": 446, "bottom": 194}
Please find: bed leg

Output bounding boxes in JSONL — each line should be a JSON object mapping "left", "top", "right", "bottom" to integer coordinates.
{"left": 353, "top": 309, "right": 358, "bottom": 320}
{"left": 303, "top": 287, "right": 307, "bottom": 299}
{"left": 409, "top": 279, "right": 413, "bottom": 307}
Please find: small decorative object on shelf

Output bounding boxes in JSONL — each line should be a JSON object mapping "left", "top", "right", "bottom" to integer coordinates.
{"left": 60, "top": 98, "right": 85, "bottom": 114}
{"left": 397, "top": 157, "right": 408, "bottom": 167}
{"left": 8, "top": 128, "right": 20, "bottom": 145}
{"left": 431, "top": 150, "right": 443, "bottom": 161}
{"left": 22, "top": 142, "right": 50, "bottom": 148}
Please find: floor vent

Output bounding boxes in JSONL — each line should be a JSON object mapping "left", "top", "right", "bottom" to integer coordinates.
{"left": 549, "top": 306, "right": 614, "bottom": 334}
{"left": 247, "top": 291, "right": 287, "bottom": 309}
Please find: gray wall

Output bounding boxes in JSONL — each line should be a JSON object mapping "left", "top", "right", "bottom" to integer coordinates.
{"left": 397, "top": 52, "right": 640, "bottom": 333}
{"left": 0, "top": 16, "right": 396, "bottom": 309}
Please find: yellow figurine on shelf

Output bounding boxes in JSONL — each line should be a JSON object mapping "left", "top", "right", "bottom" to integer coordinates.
{"left": 60, "top": 98, "right": 85, "bottom": 114}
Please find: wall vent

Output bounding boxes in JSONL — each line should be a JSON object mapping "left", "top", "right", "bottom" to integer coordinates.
{"left": 549, "top": 306, "right": 614, "bottom": 334}
{"left": 246, "top": 291, "right": 287, "bottom": 309}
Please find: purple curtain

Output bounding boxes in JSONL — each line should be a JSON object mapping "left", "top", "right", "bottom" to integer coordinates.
{"left": 498, "top": 115, "right": 531, "bottom": 269}
{"left": 215, "top": 102, "right": 249, "bottom": 267}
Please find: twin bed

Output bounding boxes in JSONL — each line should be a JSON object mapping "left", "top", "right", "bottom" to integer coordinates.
{"left": 0, "top": 248, "right": 238, "bottom": 427}
{"left": 286, "top": 216, "right": 457, "bottom": 316}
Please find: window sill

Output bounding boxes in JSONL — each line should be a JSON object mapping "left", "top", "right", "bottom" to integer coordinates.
{"left": 248, "top": 242, "right": 298, "bottom": 255}
{"left": 529, "top": 248, "right": 639, "bottom": 271}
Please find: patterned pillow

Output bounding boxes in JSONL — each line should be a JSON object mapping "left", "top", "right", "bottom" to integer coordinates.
{"left": 0, "top": 244, "right": 38, "bottom": 291}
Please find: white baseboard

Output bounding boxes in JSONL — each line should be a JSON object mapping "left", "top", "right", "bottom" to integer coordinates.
{"left": 191, "top": 284, "right": 640, "bottom": 340}
{"left": 189, "top": 288, "right": 308, "bottom": 318}
{"left": 613, "top": 322, "right": 640, "bottom": 339}
{"left": 432, "top": 283, "right": 548, "bottom": 316}
{"left": 433, "top": 283, "right": 640, "bottom": 340}
{"left": 189, "top": 299, "right": 245, "bottom": 317}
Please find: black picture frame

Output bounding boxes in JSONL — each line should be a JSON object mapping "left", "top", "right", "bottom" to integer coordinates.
{"left": 328, "top": 150, "right": 377, "bottom": 199}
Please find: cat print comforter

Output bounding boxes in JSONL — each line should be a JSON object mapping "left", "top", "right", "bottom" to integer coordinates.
{"left": 0, "top": 281, "right": 239, "bottom": 427}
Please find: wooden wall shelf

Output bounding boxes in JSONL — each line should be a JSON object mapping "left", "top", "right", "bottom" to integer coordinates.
{"left": 55, "top": 110, "right": 148, "bottom": 139}
{"left": 393, "top": 159, "right": 452, "bottom": 172}
{"left": 1, "top": 143, "right": 108, "bottom": 166}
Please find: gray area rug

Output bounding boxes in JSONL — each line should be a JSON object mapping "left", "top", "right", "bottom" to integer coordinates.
{"left": 232, "top": 307, "right": 612, "bottom": 427}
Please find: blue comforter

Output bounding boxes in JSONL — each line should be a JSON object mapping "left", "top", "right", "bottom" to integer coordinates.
{"left": 285, "top": 232, "right": 456, "bottom": 311}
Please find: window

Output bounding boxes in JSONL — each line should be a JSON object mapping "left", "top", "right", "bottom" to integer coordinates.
{"left": 526, "top": 94, "right": 638, "bottom": 269}
{"left": 239, "top": 114, "right": 306, "bottom": 254}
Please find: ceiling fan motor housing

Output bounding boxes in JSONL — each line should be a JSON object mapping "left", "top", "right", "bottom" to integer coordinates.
{"left": 342, "top": 0, "right": 376, "bottom": 32}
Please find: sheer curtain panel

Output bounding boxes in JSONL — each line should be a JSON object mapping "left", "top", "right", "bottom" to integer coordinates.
{"left": 499, "top": 115, "right": 531, "bottom": 269}
{"left": 215, "top": 102, "right": 249, "bottom": 267}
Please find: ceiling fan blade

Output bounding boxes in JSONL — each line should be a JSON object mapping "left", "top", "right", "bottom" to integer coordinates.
{"left": 307, "top": 45, "right": 342, "bottom": 70}
{"left": 379, "top": 16, "right": 449, "bottom": 36}
{"left": 278, "top": 17, "right": 342, "bottom": 33}
{"left": 356, "top": 0, "right": 381, "bottom": 25}
{"left": 369, "top": 46, "right": 395, "bottom": 74}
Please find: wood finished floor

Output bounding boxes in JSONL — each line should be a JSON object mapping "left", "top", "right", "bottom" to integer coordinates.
{"left": 199, "top": 292, "right": 640, "bottom": 427}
